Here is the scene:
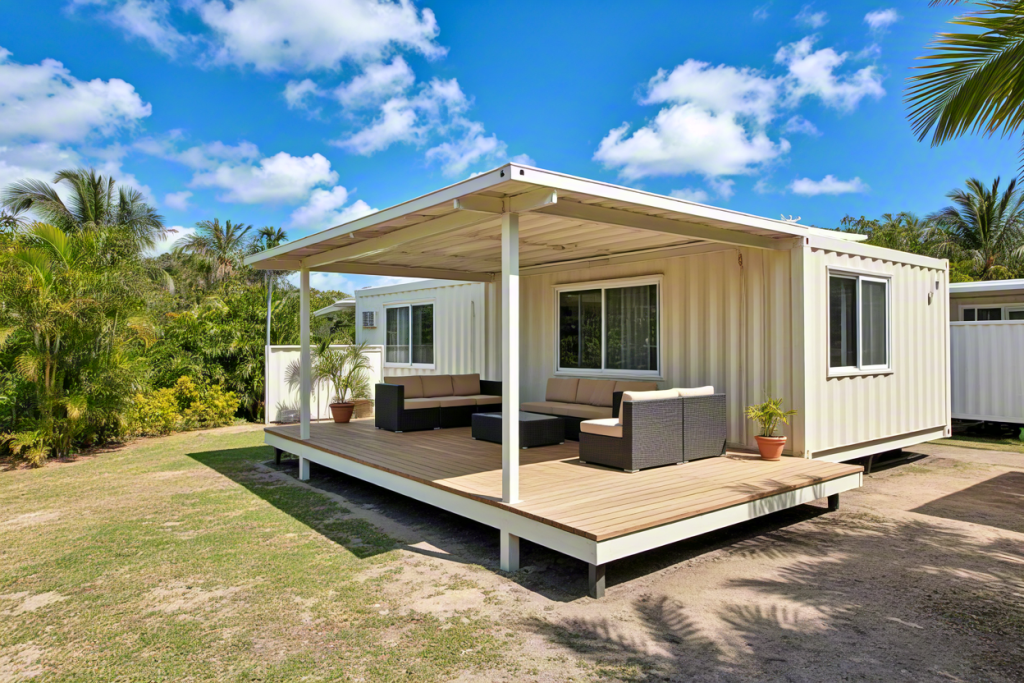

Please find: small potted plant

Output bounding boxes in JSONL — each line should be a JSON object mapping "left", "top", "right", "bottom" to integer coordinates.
{"left": 745, "top": 397, "right": 797, "bottom": 461}
{"left": 319, "top": 342, "right": 373, "bottom": 423}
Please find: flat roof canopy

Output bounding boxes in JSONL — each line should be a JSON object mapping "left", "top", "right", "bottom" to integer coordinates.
{"left": 245, "top": 164, "right": 865, "bottom": 282}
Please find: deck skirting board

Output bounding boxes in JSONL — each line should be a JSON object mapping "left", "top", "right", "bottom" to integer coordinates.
{"left": 265, "top": 432, "right": 601, "bottom": 564}
{"left": 592, "top": 472, "right": 862, "bottom": 565}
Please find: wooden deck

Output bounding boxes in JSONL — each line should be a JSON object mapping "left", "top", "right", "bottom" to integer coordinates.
{"left": 266, "top": 420, "right": 863, "bottom": 543}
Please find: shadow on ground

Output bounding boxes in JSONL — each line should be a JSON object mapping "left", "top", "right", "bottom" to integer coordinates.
{"left": 912, "top": 471, "right": 1024, "bottom": 534}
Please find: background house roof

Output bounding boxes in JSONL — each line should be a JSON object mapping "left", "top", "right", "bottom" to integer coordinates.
{"left": 949, "top": 280, "right": 1024, "bottom": 296}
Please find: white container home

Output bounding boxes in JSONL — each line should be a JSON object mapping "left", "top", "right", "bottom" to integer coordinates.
{"left": 244, "top": 164, "right": 949, "bottom": 596}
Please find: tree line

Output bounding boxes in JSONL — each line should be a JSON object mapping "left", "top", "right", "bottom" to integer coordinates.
{"left": 0, "top": 168, "right": 352, "bottom": 465}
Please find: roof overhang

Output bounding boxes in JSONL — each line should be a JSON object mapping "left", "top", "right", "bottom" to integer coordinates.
{"left": 245, "top": 163, "right": 869, "bottom": 281}
{"left": 313, "top": 298, "right": 356, "bottom": 317}
{"left": 950, "top": 279, "right": 1024, "bottom": 296}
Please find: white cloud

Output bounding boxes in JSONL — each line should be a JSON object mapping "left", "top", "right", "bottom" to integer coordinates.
{"left": 283, "top": 78, "right": 321, "bottom": 110}
{"left": 865, "top": 8, "right": 900, "bottom": 32}
{"left": 335, "top": 57, "right": 415, "bottom": 108}
{"left": 643, "top": 61, "right": 780, "bottom": 125}
{"left": 707, "top": 176, "right": 735, "bottom": 199}
{"left": 671, "top": 188, "right": 710, "bottom": 203}
{"left": 68, "top": 0, "right": 191, "bottom": 57}
{"left": 0, "top": 47, "right": 151, "bottom": 144}
{"left": 753, "top": 178, "right": 772, "bottom": 194}
{"left": 753, "top": 4, "right": 770, "bottom": 21}
{"left": 163, "top": 190, "right": 192, "bottom": 210}
{"left": 338, "top": 98, "right": 421, "bottom": 154}
{"left": 789, "top": 174, "right": 868, "bottom": 196}
{"left": 776, "top": 37, "right": 885, "bottom": 111}
{"left": 784, "top": 115, "right": 821, "bottom": 136}
{"left": 288, "top": 185, "right": 376, "bottom": 230}
{"left": 0, "top": 143, "right": 80, "bottom": 193}
{"left": 150, "top": 225, "right": 196, "bottom": 255}
{"left": 509, "top": 153, "right": 535, "bottom": 166}
{"left": 425, "top": 120, "right": 506, "bottom": 177}
{"left": 196, "top": 0, "right": 446, "bottom": 72}
{"left": 795, "top": 5, "right": 828, "bottom": 29}
{"left": 190, "top": 150, "right": 337, "bottom": 203}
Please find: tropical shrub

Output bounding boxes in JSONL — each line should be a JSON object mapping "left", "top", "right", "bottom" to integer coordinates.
{"left": 126, "top": 387, "right": 180, "bottom": 436}
{"left": 127, "top": 377, "right": 239, "bottom": 436}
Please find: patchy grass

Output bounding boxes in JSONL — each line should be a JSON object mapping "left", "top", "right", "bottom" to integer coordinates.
{"left": 939, "top": 435, "right": 1024, "bottom": 453}
{"left": 0, "top": 429, "right": 505, "bottom": 682}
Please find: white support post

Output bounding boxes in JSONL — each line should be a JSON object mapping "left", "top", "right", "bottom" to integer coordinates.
{"left": 299, "top": 268, "right": 312, "bottom": 441}
{"left": 298, "top": 456, "right": 310, "bottom": 481}
{"left": 500, "top": 530, "right": 520, "bottom": 571}
{"left": 501, "top": 212, "right": 520, "bottom": 504}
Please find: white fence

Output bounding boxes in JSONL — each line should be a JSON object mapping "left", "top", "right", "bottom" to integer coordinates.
{"left": 265, "top": 345, "right": 383, "bottom": 424}
{"left": 950, "top": 321, "right": 1024, "bottom": 423}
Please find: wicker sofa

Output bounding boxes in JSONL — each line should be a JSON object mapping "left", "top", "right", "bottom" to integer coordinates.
{"left": 578, "top": 387, "right": 727, "bottom": 472}
{"left": 520, "top": 377, "right": 658, "bottom": 441}
{"left": 374, "top": 374, "right": 501, "bottom": 432}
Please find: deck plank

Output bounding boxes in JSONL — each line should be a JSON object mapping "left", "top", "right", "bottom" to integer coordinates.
{"left": 267, "top": 421, "right": 862, "bottom": 542}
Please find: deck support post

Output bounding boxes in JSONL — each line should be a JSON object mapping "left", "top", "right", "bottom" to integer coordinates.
{"left": 499, "top": 530, "right": 520, "bottom": 572}
{"left": 588, "top": 563, "right": 606, "bottom": 599}
{"left": 298, "top": 456, "right": 310, "bottom": 481}
{"left": 501, "top": 211, "right": 520, "bottom": 504}
{"left": 299, "top": 267, "right": 311, "bottom": 441}
{"left": 274, "top": 447, "right": 282, "bottom": 465}
{"left": 827, "top": 493, "right": 839, "bottom": 511}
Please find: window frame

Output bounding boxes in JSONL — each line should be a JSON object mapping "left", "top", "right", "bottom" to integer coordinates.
{"left": 826, "top": 268, "right": 892, "bottom": 378}
{"left": 383, "top": 300, "right": 436, "bottom": 369}
{"left": 553, "top": 275, "right": 663, "bottom": 380}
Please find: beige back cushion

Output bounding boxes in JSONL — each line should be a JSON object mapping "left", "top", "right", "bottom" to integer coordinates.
{"left": 451, "top": 374, "right": 481, "bottom": 396}
{"left": 677, "top": 386, "right": 714, "bottom": 397}
{"left": 614, "top": 380, "right": 659, "bottom": 396}
{"left": 546, "top": 377, "right": 579, "bottom": 403}
{"left": 575, "top": 379, "right": 617, "bottom": 407}
{"left": 385, "top": 375, "right": 423, "bottom": 399}
{"left": 623, "top": 389, "right": 679, "bottom": 402}
{"left": 421, "top": 375, "right": 454, "bottom": 398}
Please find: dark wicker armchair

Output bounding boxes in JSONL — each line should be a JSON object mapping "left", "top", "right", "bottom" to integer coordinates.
{"left": 374, "top": 383, "right": 440, "bottom": 432}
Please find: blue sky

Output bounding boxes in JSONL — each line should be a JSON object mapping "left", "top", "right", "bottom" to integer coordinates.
{"left": 0, "top": 1, "right": 1015, "bottom": 293}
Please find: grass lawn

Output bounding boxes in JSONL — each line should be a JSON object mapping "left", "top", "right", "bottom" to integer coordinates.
{"left": 0, "top": 427, "right": 505, "bottom": 682}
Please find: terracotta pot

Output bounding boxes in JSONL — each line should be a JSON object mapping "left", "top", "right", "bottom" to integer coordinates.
{"left": 755, "top": 435, "right": 786, "bottom": 461}
{"left": 329, "top": 402, "right": 356, "bottom": 423}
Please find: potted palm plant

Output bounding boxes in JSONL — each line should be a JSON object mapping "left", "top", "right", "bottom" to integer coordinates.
{"left": 745, "top": 397, "right": 797, "bottom": 461}
{"left": 287, "top": 339, "right": 373, "bottom": 424}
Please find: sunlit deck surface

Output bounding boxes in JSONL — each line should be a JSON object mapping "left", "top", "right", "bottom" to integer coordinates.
{"left": 266, "top": 420, "right": 863, "bottom": 542}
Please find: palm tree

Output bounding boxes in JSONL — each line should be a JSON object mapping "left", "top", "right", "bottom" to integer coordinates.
{"left": 174, "top": 218, "right": 253, "bottom": 283}
{"left": 928, "top": 176, "right": 1024, "bottom": 278}
{"left": 907, "top": 1, "right": 1024, "bottom": 164}
{"left": 1, "top": 168, "right": 166, "bottom": 252}
{"left": 253, "top": 226, "right": 288, "bottom": 348}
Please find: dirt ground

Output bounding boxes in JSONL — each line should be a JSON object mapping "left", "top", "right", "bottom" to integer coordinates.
{"left": 273, "top": 441, "right": 1024, "bottom": 682}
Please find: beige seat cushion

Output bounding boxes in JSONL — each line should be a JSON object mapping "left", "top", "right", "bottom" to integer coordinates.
{"left": 385, "top": 376, "right": 423, "bottom": 399}
{"left": 580, "top": 418, "right": 623, "bottom": 438}
{"left": 404, "top": 398, "right": 440, "bottom": 410}
{"left": 421, "top": 375, "right": 454, "bottom": 397}
{"left": 614, "top": 380, "right": 659, "bottom": 395}
{"left": 437, "top": 396, "right": 476, "bottom": 408}
{"left": 559, "top": 404, "right": 614, "bottom": 420}
{"left": 677, "top": 386, "right": 714, "bottom": 397}
{"left": 468, "top": 395, "right": 501, "bottom": 406}
{"left": 576, "top": 379, "right": 617, "bottom": 407}
{"left": 545, "top": 378, "right": 579, "bottom": 403}
{"left": 451, "top": 374, "right": 481, "bottom": 396}
{"left": 623, "top": 389, "right": 680, "bottom": 402}
{"left": 521, "top": 401, "right": 572, "bottom": 416}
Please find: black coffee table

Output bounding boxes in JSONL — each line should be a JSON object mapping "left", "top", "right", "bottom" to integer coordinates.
{"left": 471, "top": 412, "right": 565, "bottom": 449}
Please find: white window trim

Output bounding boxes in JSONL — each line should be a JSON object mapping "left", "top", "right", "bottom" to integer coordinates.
{"left": 553, "top": 274, "right": 663, "bottom": 380}
{"left": 958, "top": 303, "right": 1024, "bottom": 322}
{"left": 826, "top": 268, "right": 892, "bottom": 378}
{"left": 383, "top": 300, "right": 436, "bottom": 369}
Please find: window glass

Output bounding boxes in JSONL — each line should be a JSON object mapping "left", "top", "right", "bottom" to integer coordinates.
{"left": 829, "top": 276, "right": 857, "bottom": 368}
{"left": 385, "top": 307, "right": 410, "bottom": 364}
{"left": 963, "top": 308, "right": 976, "bottom": 322}
{"left": 1008, "top": 310, "right": 1024, "bottom": 320}
{"left": 606, "top": 284, "right": 658, "bottom": 371}
{"left": 978, "top": 307, "right": 1002, "bottom": 321}
{"left": 861, "top": 280, "right": 888, "bottom": 366}
{"left": 411, "top": 304, "right": 434, "bottom": 365}
{"left": 558, "top": 289, "right": 602, "bottom": 369}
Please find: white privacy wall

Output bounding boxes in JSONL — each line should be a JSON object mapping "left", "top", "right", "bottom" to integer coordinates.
{"left": 355, "top": 281, "right": 487, "bottom": 377}
{"left": 265, "top": 345, "right": 383, "bottom": 424}
{"left": 950, "top": 321, "right": 1024, "bottom": 422}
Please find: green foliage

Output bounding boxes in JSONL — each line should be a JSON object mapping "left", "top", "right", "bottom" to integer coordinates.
{"left": 127, "top": 377, "right": 239, "bottom": 436}
{"left": 745, "top": 397, "right": 797, "bottom": 438}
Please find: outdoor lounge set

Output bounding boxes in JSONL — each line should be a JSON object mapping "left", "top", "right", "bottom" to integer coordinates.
{"left": 375, "top": 375, "right": 727, "bottom": 472}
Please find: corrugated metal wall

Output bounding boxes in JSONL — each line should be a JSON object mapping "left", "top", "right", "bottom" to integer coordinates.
{"left": 513, "top": 246, "right": 795, "bottom": 449}
{"left": 802, "top": 247, "right": 948, "bottom": 455}
{"left": 356, "top": 282, "right": 486, "bottom": 377}
{"left": 950, "top": 321, "right": 1024, "bottom": 422}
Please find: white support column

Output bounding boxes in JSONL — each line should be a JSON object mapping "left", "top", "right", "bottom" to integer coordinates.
{"left": 298, "top": 456, "right": 310, "bottom": 481}
{"left": 299, "top": 268, "right": 312, "bottom": 441}
{"left": 499, "top": 530, "right": 520, "bottom": 571}
{"left": 501, "top": 212, "right": 520, "bottom": 504}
